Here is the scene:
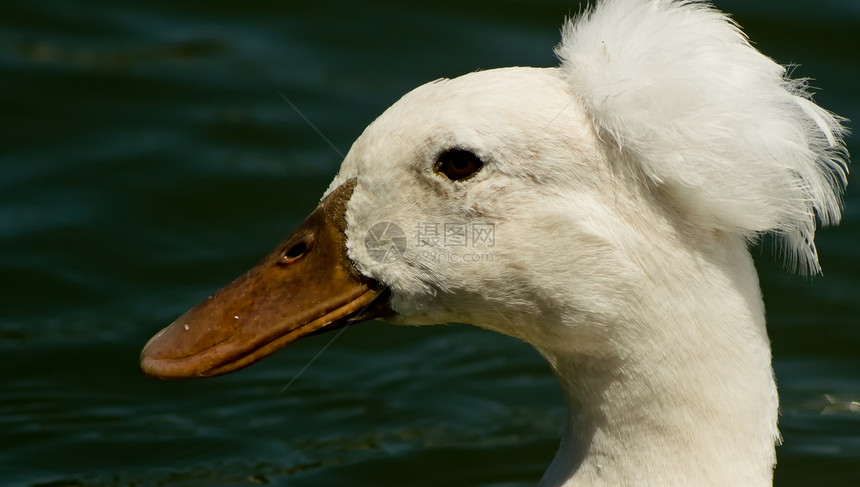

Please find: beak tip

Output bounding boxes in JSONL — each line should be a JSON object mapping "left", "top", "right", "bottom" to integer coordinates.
{"left": 139, "top": 337, "right": 160, "bottom": 377}
{"left": 138, "top": 327, "right": 201, "bottom": 380}
{"left": 139, "top": 356, "right": 167, "bottom": 380}
{"left": 139, "top": 354, "right": 202, "bottom": 380}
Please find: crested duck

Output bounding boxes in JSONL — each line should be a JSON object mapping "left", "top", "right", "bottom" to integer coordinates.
{"left": 140, "top": 0, "right": 849, "bottom": 485}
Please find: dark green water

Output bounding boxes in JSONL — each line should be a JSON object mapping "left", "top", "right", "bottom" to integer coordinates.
{"left": 1, "top": 1, "right": 858, "bottom": 485}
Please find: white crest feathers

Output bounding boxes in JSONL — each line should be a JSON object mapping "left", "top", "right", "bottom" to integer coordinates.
{"left": 557, "top": 0, "right": 849, "bottom": 274}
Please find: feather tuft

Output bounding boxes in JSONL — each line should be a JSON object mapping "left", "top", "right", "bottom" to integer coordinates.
{"left": 556, "top": 0, "right": 849, "bottom": 274}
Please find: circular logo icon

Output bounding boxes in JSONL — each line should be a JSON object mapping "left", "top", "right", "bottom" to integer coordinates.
{"left": 364, "top": 221, "right": 407, "bottom": 263}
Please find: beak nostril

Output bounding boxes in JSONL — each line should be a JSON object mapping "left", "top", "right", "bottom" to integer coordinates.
{"left": 280, "top": 240, "right": 310, "bottom": 265}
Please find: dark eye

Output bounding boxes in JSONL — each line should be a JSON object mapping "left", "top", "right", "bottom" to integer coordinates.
{"left": 434, "top": 149, "right": 484, "bottom": 181}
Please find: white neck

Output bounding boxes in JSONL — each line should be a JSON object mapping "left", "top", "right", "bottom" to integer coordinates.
{"left": 536, "top": 236, "right": 779, "bottom": 486}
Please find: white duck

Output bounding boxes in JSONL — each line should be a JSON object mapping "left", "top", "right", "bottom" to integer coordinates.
{"left": 141, "top": 0, "right": 849, "bottom": 485}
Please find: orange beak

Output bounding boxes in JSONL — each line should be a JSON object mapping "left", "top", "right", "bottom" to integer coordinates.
{"left": 140, "top": 179, "right": 390, "bottom": 379}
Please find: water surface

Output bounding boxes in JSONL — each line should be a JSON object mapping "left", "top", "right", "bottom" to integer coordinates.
{"left": 1, "top": 1, "right": 858, "bottom": 485}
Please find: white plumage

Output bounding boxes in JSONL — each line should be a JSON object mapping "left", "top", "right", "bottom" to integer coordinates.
{"left": 557, "top": 0, "right": 847, "bottom": 274}
{"left": 319, "top": 1, "right": 849, "bottom": 485}
{"left": 138, "top": 2, "right": 850, "bottom": 484}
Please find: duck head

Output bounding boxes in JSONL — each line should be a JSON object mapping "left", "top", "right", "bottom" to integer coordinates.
{"left": 141, "top": 2, "right": 848, "bottom": 484}
{"left": 141, "top": 67, "right": 634, "bottom": 378}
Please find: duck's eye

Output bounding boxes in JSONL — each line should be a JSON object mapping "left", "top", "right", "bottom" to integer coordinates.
{"left": 434, "top": 149, "right": 484, "bottom": 181}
